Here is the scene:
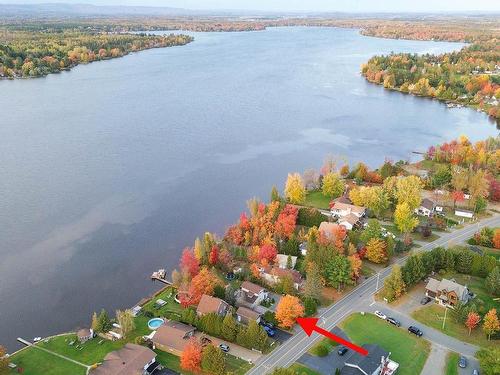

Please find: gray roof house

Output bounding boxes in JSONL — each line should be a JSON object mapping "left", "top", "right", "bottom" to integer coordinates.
{"left": 425, "top": 278, "right": 469, "bottom": 308}
{"left": 341, "top": 344, "right": 399, "bottom": 375}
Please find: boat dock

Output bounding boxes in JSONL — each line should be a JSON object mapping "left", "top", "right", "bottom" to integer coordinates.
{"left": 151, "top": 269, "right": 172, "bottom": 285}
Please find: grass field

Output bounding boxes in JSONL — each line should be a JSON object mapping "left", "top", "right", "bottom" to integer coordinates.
{"left": 412, "top": 304, "right": 495, "bottom": 348}
{"left": 340, "top": 313, "right": 430, "bottom": 375}
{"left": 142, "top": 287, "right": 184, "bottom": 319}
{"left": 289, "top": 363, "right": 322, "bottom": 375}
{"left": 9, "top": 346, "right": 87, "bottom": 375}
{"left": 445, "top": 352, "right": 459, "bottom": 375}
{"left": 308, "top": 337, "right": 338, "bottom": 356}
{"left": 304, "top": 190, "right": 331, "bottom": 210}
{"left": 381, "top": 224, "right": 440, "bottom": 242}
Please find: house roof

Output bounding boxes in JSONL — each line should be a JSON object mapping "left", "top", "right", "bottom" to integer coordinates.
{"left": 241, "top": 281, "right": 265, "bottom": 295}
{"left": 319, "top": 222, "right": 348, "bottom": 240}
{"left": 152, "top": 321, "right": 196, "bottom": 353}
{"left": 342, "top": 344, "right": 388, "bottom": 375}
{"left": 339, "top": 213, "right": 360, "bottom": 226}
{"left": 425, "top": 278, "right": 467, "bottom": 297}
{"left": 91, "top": 343, "right": 155, "bottom": 375}
{"left": 420, "top": 198, "right": 436, "bottom": 211}
{"left": 196, "top": 295, "right": 228, "bottom": 315}
{"left": 236, "top": 306, "right": 261, "bottom": 321}
{"left": 331, "top": 202, "right": 366, "bottom": 214}
{"left": 265, "top": 266, "right": 303, "bottom": 285}
{"left": 333, "top": 196, "right": 352, "bottom": 205}
{"left": 276, "top": 254, "right": 298, "bottom": 269}
{"left": 77, "top": 328, "right": 91, "bottom": 339}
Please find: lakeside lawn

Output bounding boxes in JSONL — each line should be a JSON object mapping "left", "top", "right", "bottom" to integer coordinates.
{"left": 340, "top": 313, "right": 430, "bottom": 375}
{"left": 154, "top": 349, "right": 253, "bottom": 375}
{"left": 289, "top": 363, "right": 321, "bottom": 375}
{"left": 411, "top": 304, "right": 496, "bottom": 348}
{"left": 304, "top": 191, "right": 331, "bottom": 210}
{"left": 142, "top": 287, "right": 184, "bottom": 319}
{"left": 9, "top": 347, "right": 87, "bottom": 375}
{"left": 445, "top": 352, "right": 459, "bottom": 375}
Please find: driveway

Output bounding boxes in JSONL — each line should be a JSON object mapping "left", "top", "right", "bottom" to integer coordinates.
{"left": 420, "top": 344, "right": 447, "bottom": 375}
{"left": 194, "top": 332, "right": 261, "bottom": 363}
{"left": 273, "top": 328, "right": 293, "bottom": 344}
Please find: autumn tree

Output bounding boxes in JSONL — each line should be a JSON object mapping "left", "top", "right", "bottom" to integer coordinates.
{"left": 303, "top": 262, "right": 323, "bottom": 301}
{"left": 322, "top": 172, "right": 345, "bottom": 198}
{"left": 465, "top": 312, "right": 481, "bottom": 336}
{"left": 366, "top": 238, "right": 388, "bottom": 264}
{"left": 383, "top": 265, "right": 406, "bottom": 302}
{"left": 208, "top": 245, "right": 218, "bottom": 266}
{"left": 91, "top": 311, "right": 99, "bottom": 332}
{"left": 493, "top": 229, "right": 500, "bottom": 249}
{"left": 285, "top": 173, "right": 306, "bottom": 204}
{"left": 201, "top": 345, "right": 226, "bottom": 375}
{"left": 348, "top": 254, "right": 362, "bottom": 282}
{"left": 258, "top": 244, "right": 278, "bottom": 265}
{"left": 275, "top": 295, "right": 305, "bottom": 329}
{"left": 270, "top": 186, "right": 281, "bottom": 202}
{"left": 275, "top": 205, "right": 298, "bottom": 240}
{"left": 360, "top": 219, "right": 383, "bottom": 243}
{"left": 0, "top": 345, "right": 9, "bottom": 375}
{"left": 194, "top": 237, "right": 205, "bottom": 263}
{"left": 180, "top": 339, "right": 203, "bottom": 372}
{"left": 116, "top": 309, "right": 135, "bottom": 337}
{"left": 396, "top": 175, "right": 423, "bottom": 211}
{"left": 394, "top": 202, "right": 419, "bottom": 244}
{"left": 483, "top": 309, "right": 500, "bottom": 340}
{"left": 181, "top": 267, "right": 222, "bottom": 306}
{"left": 468, "top": 169, "right": 490, "bottom": 208}
{"left": 451, "top": 166, "right": 468, "bottom": 192}
{"left": 180, "top": 248, "right": 200, "bottom": 278}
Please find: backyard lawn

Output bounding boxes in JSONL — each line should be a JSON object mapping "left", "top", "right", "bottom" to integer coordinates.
{"left": 8, "top": 346, "right": 87, "bottom": 375}
{"left": 304, "top": 191, "right": 331, "bottom": 210}
{"left": 340, "top": 313, "right": 430, "bottom": 375}
{"left": 412, "top": 304, "right": 496, "bottom": 348}
{"left": 142, "top": 287, "right": 184, "bottom": 319}
{"left": 289, "top": 363, "right": 322, "bottom": 375}
{"left": 445, "top": 352, "right": 459, "bottom": 375}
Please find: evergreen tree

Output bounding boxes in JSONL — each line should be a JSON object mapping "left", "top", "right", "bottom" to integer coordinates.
{"left": 360, "top": 219, "right": 383, "bottom": 244}
{"left": 303, "top": 263, "right": 323, "bottom": 301}
{"left": 201, "top": 345, "right": 226, "bottom": 375}
{"left": 456, "top": 248, "right": 473, "bottom": 274}
{"left": 486, "top": 266, "right": 500, "bottom": 297}
{"left": 221, "top": 314, "right": 238, "bottom": 342}
{"left": 91, "top": 312, "right": 99, "bottom": 332}
{"left": 326, "top": 255, "right": 352, "bottom": 291}
{"left": 402, "top": 255, "right": 425, "bottom": 286}
{"left": 270, "top": 185, "right": 281, "bottom": 202}
{"left": 96, "top": 309, "right": 111, "bottom": 333}
{"left": 246, "top": 320, "right": 264, "bottom": 350}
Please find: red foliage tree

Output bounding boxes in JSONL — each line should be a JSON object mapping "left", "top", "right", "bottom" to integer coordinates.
{"left": 180, "top": 338, "right": 202, "bottom": 372}
{"left": 487, "top": 175, "right": 500, "bottom": 202}
{"left": 275, "top": 205, "right": 298, "bottom": 239}
{"left": 258, "top": 244, "right": 277, "bottom": 265}
{"left": 493, "top": 229, "right": 500, "bottom": 250}
{"left": 209, "top": 245, "right": 218, "bottom": 266}
{"left": 180, "top": 248, "right": 200, "bottom": 278}
{"left": 465, "top": 312, "right": 481, "bottom": 335}
{"left": 451, "top": 190, "right": 465, "bottom": 208}
{"left": 180, "top": 267, "right": 221, "bottom": 307}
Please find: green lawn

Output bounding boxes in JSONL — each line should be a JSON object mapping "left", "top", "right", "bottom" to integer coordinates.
{"left": 308, "top": 337, "right": 338, "bottom": 356}
{"left": 412, "top": 304, "right": 496, "bottom": 348}
{"left": 445, "top": 352, "right": 459, "bottom": 375}
{"left": 9, "top": 346, "right": 87, "bottom": 375}
{"left": 142, "top": 287, "right": 185, "bottom": 319}
{"left": 289, "top": 363, "right": 321, "bottom": 375}
{"left": 340, "top": 313, "right": 430, "bottom": 375}
{"left": 304, "top": 190, "right": 331, "bottom": 210}
{"left": 381, "top": 223, "right": 440, "bottom": 242}
{"left": 361, "top": 263, "right": 376, "bottom": 278}
{"left": 155, "top": 349, "right": 252, "bottom": 375}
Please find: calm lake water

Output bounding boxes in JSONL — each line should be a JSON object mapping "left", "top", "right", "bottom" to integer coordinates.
{"left": 0, "top": 27, "right": 498, "bottom": 350}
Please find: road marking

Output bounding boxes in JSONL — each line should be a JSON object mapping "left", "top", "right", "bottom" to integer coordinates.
{"left": 369, "top": 301, "right": 375, "bottom": 306}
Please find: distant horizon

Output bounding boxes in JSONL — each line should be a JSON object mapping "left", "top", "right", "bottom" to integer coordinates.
{"left": 0, "top": 0, "right": 499, "bottom": 13}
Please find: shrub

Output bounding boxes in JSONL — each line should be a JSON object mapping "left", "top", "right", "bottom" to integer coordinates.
{"left": 297, "top": 207, "right": 325, "bottom": 227}
{"left": 310, "top": 343, "right": 329, "bottom": 357}
{"left": 303, "top": 297, "right": 318, "bottom": 316}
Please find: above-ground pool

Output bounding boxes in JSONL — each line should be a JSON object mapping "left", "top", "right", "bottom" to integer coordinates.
{"left": 148, "top": 318, "right": 165, "bottom": 330}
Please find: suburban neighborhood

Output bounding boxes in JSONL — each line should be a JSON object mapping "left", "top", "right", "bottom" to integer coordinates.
{"left": 2, "top": 136, "right": 499, "bottom": 375}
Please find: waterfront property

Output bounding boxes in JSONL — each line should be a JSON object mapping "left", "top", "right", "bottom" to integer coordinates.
{"left": 91, "top": 343, "right": 158, "bottom": 375}
{"left": 152, "top": 321, "right": 196, "bottom": 356}
{"left": 196, "top": 294, "right": 231, "bottom": 317}
{"left": 330, "top": 202, "right": 366, "bottom": 220}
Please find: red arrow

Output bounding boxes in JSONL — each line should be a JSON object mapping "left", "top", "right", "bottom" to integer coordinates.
{"left": 296, "top": 317, "right": 368, "bottom": 356}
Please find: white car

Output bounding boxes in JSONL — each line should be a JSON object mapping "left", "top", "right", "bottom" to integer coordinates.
{"left": 374, "top": 310, "right": 387, "bottom": 320}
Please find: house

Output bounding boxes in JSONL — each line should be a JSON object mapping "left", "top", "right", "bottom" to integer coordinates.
{"left": 340, "top": 344, "right": 399, "bottom": 375}
{"left": 416, "top": 198, "right": 436, "bottom": 217}
{"left": 152, "top": 321, "right": 196, "bottom": 356}
{"left": 196, "top": 294, "right": 230, "bottom": 317}
{"left": 332, "top": 195, "right": 352, "bottom": 205}
{"left": 330, "top": 202, "right": 366, "bottom": 219}
{"left": 338, "top": 213, "right": 362, "bottom": 231}
{"left": 319, "top": 222, "right": 348, "bottom": 240}
{"left": 276, "top": 254, "right": 297, "bottom": 269}
{"left": 91, "top": 343, "right": 159, "bottom": 375}
{"left": 76, "top": 328, "right": 94, "bottom": 343}
{"left": 261, "top": 266, "right": 304, "bottom": 290}
{"left": 236, "top": 306, "right": 261, "bottom": 324}
{"left": 455, "top": 209, "right": 474, "bottom": 219}
{"left": 239, "top": 281, "right": 268, "bottom": 308}
{"left": 425, "top": 278, "right": 470, "bottom": 308}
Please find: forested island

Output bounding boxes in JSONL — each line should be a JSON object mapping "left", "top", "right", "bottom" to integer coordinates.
{"left": 0, "top": 29, "right": 193, "bottom": 78}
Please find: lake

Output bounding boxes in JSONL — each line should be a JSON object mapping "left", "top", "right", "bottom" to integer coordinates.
{"left": 0, "top": 27, "right": 497, "bottom": 350}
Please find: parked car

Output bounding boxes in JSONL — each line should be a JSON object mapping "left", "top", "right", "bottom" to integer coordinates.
{"left": 263, "top": 325, "right": 275, "bottom": 337}
{"left": 374, "top": 310, "right": 387, "bottom": 320}
{"left": 459, "top": 356, "right": 468, "bottom": 368}
{"left": 472, "top": 369, "right": 479, "bottom": 375}
{"left": 219, "top": 344, "right": 230, "bottom": 353}
{"left": 200, "top": 337, "right": 212, "bottom": 347}
{"left": 408, "top": 326, "right": 423, "bottom": 337}
{"left": 337, "top": 346, "right": 348, "bottom": 356}
{"left": 260, "top": 320, "right": 275, "bottom": 329}
{"left": 386, "top": 317, "right": 401, "bottom": 327}
{"left": 420, "top": 296, "right": 432, "bottom": 305}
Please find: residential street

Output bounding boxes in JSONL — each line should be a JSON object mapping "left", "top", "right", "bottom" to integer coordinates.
{"left": 247, "top": 214, "right": 500, "bottom": 374}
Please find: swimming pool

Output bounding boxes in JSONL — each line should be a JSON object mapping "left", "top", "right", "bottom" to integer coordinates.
{"left": 148, "top": 318, "right": 164, "bottom": 330}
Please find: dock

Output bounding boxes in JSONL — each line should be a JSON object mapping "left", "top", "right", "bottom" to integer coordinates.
{"left": 151, "top": 269, "right": 172, "bottom": 285}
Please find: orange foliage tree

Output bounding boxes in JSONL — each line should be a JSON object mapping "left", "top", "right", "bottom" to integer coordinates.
{"left": 493, "top": 229, "right": 500, "bottom": 249}
{"left": 465, "top": 312, "right": 481, "bottom": 336}
{"left": 180, "top": 267, "right": 222, "bottom": 307}
{"left": 275, "top": 295, "right": 305, "bottom": 329}
{"left": 366, "top": 238, "right": 388, "bottom": 264}
{"left": 180, "top": 338, "right": 202, "bottom": 372}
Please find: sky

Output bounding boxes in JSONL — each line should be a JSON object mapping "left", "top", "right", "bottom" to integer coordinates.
{"left": 2, "top": 0, "right": 500, "bottom": 12}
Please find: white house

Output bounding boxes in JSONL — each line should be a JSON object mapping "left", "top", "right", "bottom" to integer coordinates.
{"left": 416, "top": 198, "right": 436, "bottom": 217}
{"left": 455, "top": 209, "right": 474, "bottom": 219}
{"left": 338, "top": 213, "right": 362, "bottom": 230}
{"left": 239, "top": 281, "right": 268, "bottom": 308}
{"left": 330, "top": 202, "right": 366, "bottom": 219}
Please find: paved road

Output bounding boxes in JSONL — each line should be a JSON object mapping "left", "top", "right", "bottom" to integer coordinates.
{"left": 247, "top": 214, "right": 500, "bottom": 374}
